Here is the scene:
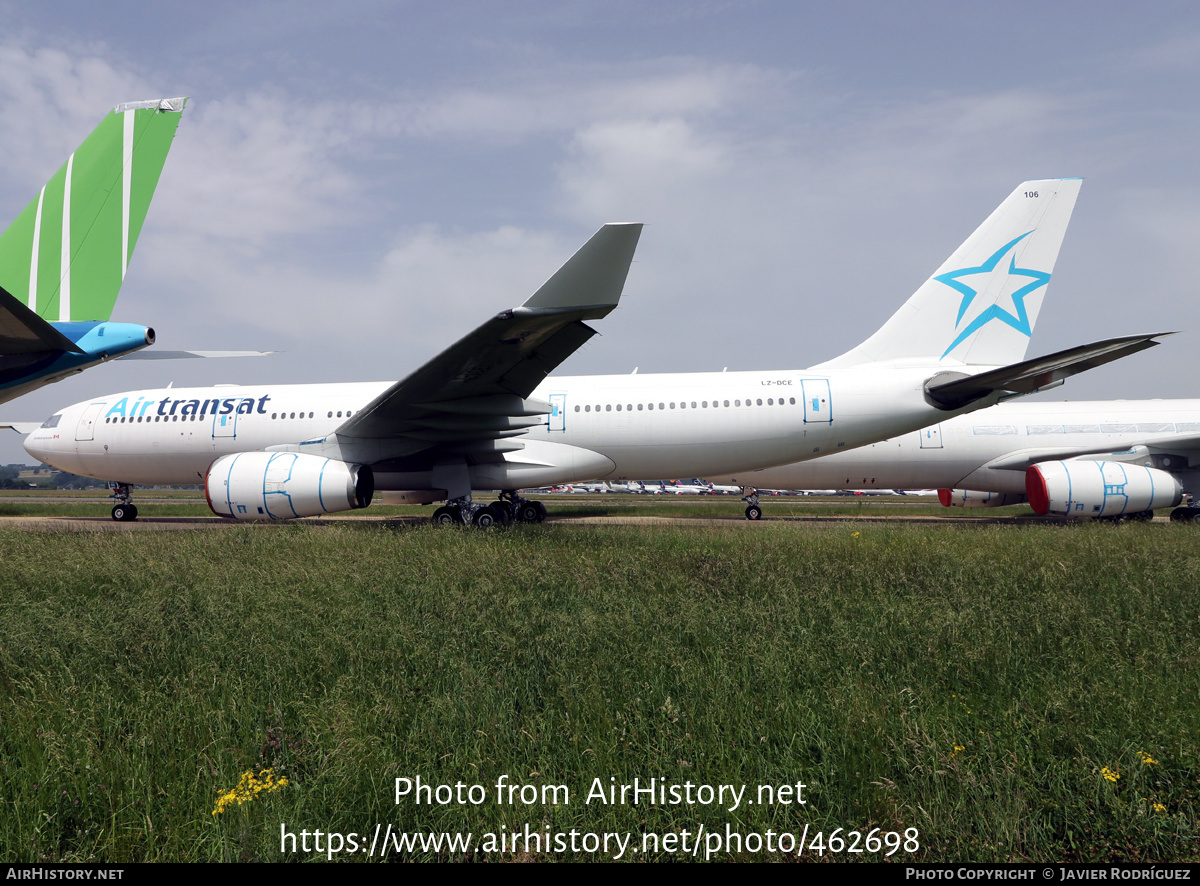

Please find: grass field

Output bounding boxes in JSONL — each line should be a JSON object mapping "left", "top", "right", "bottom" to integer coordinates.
{"left": 1, "top": 516, "right": 1197, "bottom": 862}
{"left": 0, "top": 489, "right": 1024, "bottom": 520}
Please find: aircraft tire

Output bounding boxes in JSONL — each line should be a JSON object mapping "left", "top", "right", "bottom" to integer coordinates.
{"left": 472, "top": 508, "right": 495, "bottom": 529}
{"left": 533, "top": 500, "right": 547, "bottom": 522}
{"left": 111, "top": 505, "right": 128, "bottom": 522}
{"left": 1170, "top": 507, "right": 1197, "bottom": 523}
{"left": 432, "top": 506, "right": 459, "bottom": 526}
{"left": 519, "top": 502, "right": 541, "bottom": 523}
{"left": 745, "top": 504, "right": 762, "bottom": 521}
{"left": 1130, "top": 509, "right": 1154, "bottom": 522}
{"left": 127, "top": 505, "right": 138, "bottom": 521}
{"left": 486, "top": 503, "right": 511, "bottom": 526}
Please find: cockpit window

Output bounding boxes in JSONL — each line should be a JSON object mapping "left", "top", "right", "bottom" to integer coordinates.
{"left": 40, "top": 414, "right": 62, "bottom": 429}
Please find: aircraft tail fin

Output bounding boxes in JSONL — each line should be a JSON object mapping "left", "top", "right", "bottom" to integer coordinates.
{"left": 820, "top": 179, "right": 1082, "bottom": 368}
{"left": 0, "top": 97, "right": 187, "bottom": 323}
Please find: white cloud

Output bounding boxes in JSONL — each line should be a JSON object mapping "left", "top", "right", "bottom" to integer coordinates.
{"left": 0, "top": 44, "right": 147, "bottom": 184}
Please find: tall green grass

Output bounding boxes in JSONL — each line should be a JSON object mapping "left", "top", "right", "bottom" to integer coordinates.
{"left": 0, "top": 522, "right": 1195, "bottom": 861}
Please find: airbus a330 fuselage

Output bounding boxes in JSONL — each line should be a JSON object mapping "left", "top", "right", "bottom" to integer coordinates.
{"left": 26, "top": 363, "right": 1005, "bottom": 491}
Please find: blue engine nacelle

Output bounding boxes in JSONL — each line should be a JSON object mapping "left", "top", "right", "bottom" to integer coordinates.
{"left": 1025, "top": 460, "right": 1181, "bottom": 518}
{"left": 206, "top": 452, "right": 373, "bottom": 520}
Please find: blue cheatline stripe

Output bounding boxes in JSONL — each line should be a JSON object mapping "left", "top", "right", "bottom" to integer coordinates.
{"left": 262, "top": 452, "right": 300, "bottom": 519}
{"left": 223, "top": 453, "right": 242, "bottom": 516}
{"left": 318, "top": 458, "right": 328, "bottom": 514}
{"left": 260, "top": 453, "right": 273, "bottom": 518}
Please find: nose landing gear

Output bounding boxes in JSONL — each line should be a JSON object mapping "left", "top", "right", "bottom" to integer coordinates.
{"left": 742, "top": 488, "right": 762, "bottom": 520}
{"left": 109, "top": 483, "right": 138, "bottom": 522}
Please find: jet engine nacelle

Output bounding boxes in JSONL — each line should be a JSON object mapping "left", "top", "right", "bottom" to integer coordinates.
{"left": 938, "top": 489, "right": 1027, "bottom": 508}
{"left": 1025, "top": 460, "right": 1181, "bottom": 518}
{"left": 206, "top": 452, "right": 374, "bottom": 520}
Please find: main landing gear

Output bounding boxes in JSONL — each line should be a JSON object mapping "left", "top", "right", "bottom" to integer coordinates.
{"left": 430, "top": 491, "right": 548, "bottom": 527}
{"left": 1170, "top": 506, "right": 1200, "bottom": 523}
{"left": 109, "top": 483, "right": 138, "bottom": 522}
{"left": 742, "top": 488, "right": 762, "bottom": 521}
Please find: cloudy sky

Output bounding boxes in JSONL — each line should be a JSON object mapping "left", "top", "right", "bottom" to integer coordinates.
{"left": 2, "top": 1, "right": 1199, "bottom": 463}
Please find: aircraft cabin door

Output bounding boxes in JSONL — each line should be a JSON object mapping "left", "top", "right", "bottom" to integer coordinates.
{"left": 213, "top": 411, "right": 238, "bottom": 438}
{"left": 919, "top": 424, "right": 944, "bottom": 449}
{"left": 75, "top": 402, "right": 106, "bottom": 441}
{"left": 548, "top": 394, "right": 566, "bottom": 432}
{"left": 802, "top": 379, "right": 832, "bottom": 424}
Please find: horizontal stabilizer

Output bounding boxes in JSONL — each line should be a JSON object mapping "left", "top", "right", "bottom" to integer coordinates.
{"left": 117, "top": 350, "right": 277, "bottom": 360}
{"left": 0, "top": 421, "right": 41, "bottom": 435}
{"left": 925, "top": 333, "right": 1170, "bottom": 409}
{"left": 0, "top": 285, "right": 82, "bottom": 355}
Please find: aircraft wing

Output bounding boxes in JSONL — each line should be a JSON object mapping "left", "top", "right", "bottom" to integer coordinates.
{"left": 979, "top": 436, "right": 1200, "bottom": 473}
{"left": 925, "top": 333, "right": 1170, "bottom": 409}
{"left": 334, "top": 223, "right": 642, "bottom": 443}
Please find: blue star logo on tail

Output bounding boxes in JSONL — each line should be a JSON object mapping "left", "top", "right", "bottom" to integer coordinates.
{"left": 936, "top": 231, "right": 1050, "bottom": 359}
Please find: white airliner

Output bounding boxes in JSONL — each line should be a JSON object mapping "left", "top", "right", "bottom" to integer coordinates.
{"left": 23, "top": 179, "right": 1165, "bottom": 524}
{"left": 709, "top": 399, "right": 1200, "bottom": 521}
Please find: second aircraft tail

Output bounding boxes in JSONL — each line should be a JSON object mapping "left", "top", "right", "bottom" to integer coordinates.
{"left": 0, "top": 97, "right": 187, "bottom": 324}
{"left": 820, "top": 178, "right": 1082, "bottom": 369}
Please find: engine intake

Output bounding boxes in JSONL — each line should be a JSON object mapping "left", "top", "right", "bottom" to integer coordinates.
{"left": 206, "top": 452, "right": 373, "bottom": 520}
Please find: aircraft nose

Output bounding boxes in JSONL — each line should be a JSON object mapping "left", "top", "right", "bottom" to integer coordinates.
{"left": 23, "top": 420, "right": 67, "bottom": 466}
{"left": 23, "top": 432, "right": 53, "bottom": 461}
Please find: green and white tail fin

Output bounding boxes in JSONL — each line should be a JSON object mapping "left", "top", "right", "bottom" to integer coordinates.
{"left": 0, "top": 96, "right": 186, "bottom": 323}
{"left": 820, "top": 178, "right": 1082, "bottom": 369}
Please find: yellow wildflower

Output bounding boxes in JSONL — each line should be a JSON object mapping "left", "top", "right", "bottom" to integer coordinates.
{"left": 1101, "top": 767, "right": 1119, "bottom": 783}
{"left": 1140, "top": 751, "right": 1159, "bottom": 765}
{"left": 212, "top": 768, "right": 289, "bottom": 815}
